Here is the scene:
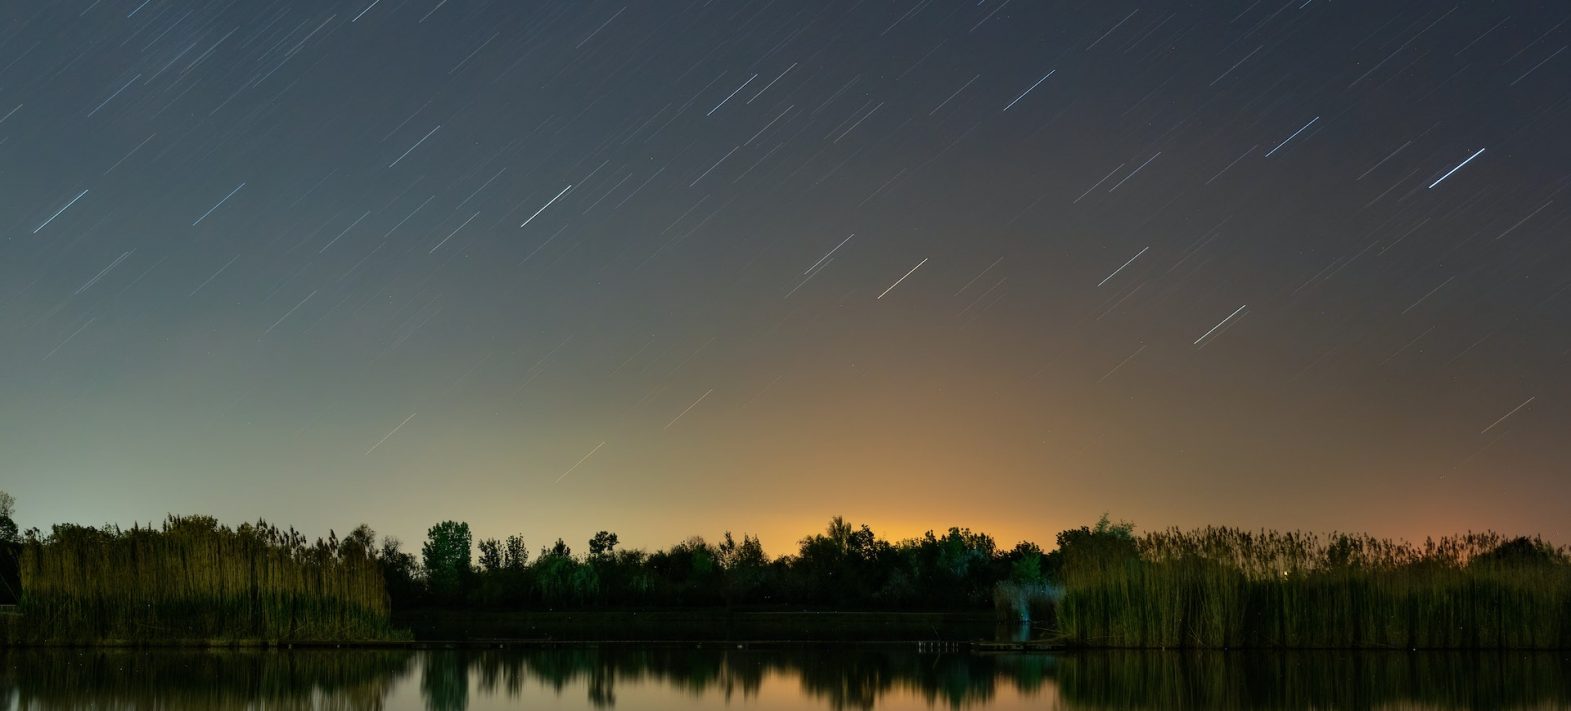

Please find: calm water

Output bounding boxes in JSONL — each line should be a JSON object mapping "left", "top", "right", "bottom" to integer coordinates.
{"left": 3, "top": 646, "right": 1570, "bottom": 710}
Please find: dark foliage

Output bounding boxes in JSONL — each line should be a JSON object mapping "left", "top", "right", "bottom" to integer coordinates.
{"left": 396, "top": 515, "right": 1046, "bottom": 613}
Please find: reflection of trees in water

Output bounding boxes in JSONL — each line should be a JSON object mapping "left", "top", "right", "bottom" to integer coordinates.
{"left": 421, "top": 651, "right": 468, "bottom": 711}
{"left": 6, "top": 646, "right": 1571, "bottom": 710}
{"left": 464, "top": 647, "right": 767, "bottom": 709}
{"left": 792, "top": 650, "right": 1035, "bottom": 710}
{"left": 421, "top": 647, "right": 1046, "bottom": 710}
{"left": 0, "top": 648, "right": 413, "bottom": 711}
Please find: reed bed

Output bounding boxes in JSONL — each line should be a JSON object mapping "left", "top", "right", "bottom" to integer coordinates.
{"left": 1058, "top": 527, "right": 1571, "bottom": 649}
{"left": 15, "top": 515, "right": 396, "bottom": 644}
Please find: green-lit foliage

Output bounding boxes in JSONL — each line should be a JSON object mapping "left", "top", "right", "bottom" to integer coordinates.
{"left": 420, "top": 521, "right": 472, "bottom": 602}
{"left": 15, "top": 515, "right": 397, "bottom": 644}
{"left": 1057, "top": 526, "right": 1571, "bottom": 649}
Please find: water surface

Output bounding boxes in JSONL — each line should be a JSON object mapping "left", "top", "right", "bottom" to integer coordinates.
{"left": 4, "top": 646, "right": 1570, "bottom": 710}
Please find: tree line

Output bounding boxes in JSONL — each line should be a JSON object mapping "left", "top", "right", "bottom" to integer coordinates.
{"left": 382, "top": 515, "right": 1058, "bottom": 612}
{"left": 6, "top": 486, "right": 1570, "bottom": 648}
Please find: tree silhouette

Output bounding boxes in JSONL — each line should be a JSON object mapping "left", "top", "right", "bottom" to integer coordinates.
{"left": 0, "top": 490, "right": 18, "bottom": 604}
{"left": 422, "top": 521, "right": 472, "bottom": 600}
{"left": 588, "top": 531, "right": 619, "bottom": 561}
{"left": 477, "top": 538, "right": 503, "bottom": 574}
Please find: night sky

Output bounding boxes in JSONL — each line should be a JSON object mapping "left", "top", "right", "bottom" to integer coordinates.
{"left": 4, "top": 0, "right": 1570, "bottom": 552}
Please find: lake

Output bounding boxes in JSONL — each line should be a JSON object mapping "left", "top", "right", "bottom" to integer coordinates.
{"left": 3, "top": 645, "right": 1570, "bottom": 710}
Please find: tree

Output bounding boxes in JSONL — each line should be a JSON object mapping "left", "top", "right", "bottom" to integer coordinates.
{"left": 1092, "top": 513, "right": 1135, "bottom": 539}
{"left": 340, "top": 524, "right": 377, "bottom": 560}
{"left": 0, "top": 490, "right": 17, "bottom": 545}
{"left": 1009, "top": 550, "right": 1045, "bottom": 584}
{"left": 503, "top": 535, "right": 528, "bottom": 570}
{"left": 717, "top": 531, "right": 767, "bottom": 570}
{"left": 717, "top": 531, "right": 769, "bottom": 603}
{"left": 534, "top": 539, "right": 579, "bottom": 604}
{"left": 0, "top": 490, "right": 18, "bottom": 605}
{"left": 588, "top": 531, "right": 619, "bottom": 561}
{"left": 477, "top": 538, "right": 503, "bottom": 573}
{"left": 644, "top": 536, "right": 721, "bottom": 605}
{"left": 378, "top": 536, "right": 420, "bottom": 606}
{"left": 422, "top": 521, "right": 472, "bottom": 599}
{"left": 1054, "top": 513, "right": 1138, "bottom": 583}
{"left": 796, "top": 517, "right": 894, "bottom": 605}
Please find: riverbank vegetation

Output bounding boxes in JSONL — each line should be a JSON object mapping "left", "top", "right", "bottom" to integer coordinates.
{"left": 1056, "top": 524, "right": 1571, "bottom": 648}
{"left": 3, "top": 487, "right": 1568, "bottom": 648}
{"left": 12, "top": 515, "right": 397, "bottom": 644}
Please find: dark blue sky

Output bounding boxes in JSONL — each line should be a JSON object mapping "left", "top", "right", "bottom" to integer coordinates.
{"left": 3, "top": 0, "right": 1569, "bottom": 550}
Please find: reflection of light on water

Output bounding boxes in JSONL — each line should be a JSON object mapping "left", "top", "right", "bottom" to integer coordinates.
{"left": 394, "top": 662, "right": 1067, "bottom": 711}
{"left": 377, "top": 650, "right": 1066, "bottom": 711}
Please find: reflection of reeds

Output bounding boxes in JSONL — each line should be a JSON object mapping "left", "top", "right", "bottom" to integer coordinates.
{"left": 1, "top": 648, "right": 413, "bottom": 711}
{"left": 16, "top": 515, "right": 396, "bottom": 643}
{"left": 1058, "top": 527, "right": 1571, "bottom": 649}
{"left": 1057, "top": 650, "right": 1571, "bottom": 711}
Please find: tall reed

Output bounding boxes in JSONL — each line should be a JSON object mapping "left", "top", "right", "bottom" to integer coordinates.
{"left": 15, "top": 515, "right": 396, "bottom": 644}
{"left": 1058, "top": 527, "right": 1571, "bottom": 649}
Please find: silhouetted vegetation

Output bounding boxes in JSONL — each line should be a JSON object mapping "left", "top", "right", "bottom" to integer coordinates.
{"left": 388, "top": 513, "right": 1571, "bottom": 650}
{"left": 14, "top": 515, "right": 397, "bottom": 644}
{"left": 389, "top": 516, "right": 1049, "bottom": 617}
{"left": 396, "top": 609, "right": 996, "bottom": 642}
{"left": 1057, "top": 524, "right": 1571, "bottom": 649}
{"left": 5, "top": 490, "right": 1568, "bottom": 651}
{"left": 0, "top": 492, "right": 18, "bottom": 606}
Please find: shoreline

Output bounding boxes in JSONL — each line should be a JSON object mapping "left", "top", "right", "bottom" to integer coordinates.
{"left": 7, "top": 638, "right": 1571, "bottom": 652}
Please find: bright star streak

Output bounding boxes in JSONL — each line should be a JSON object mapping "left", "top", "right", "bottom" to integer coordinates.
{"left": 1428, "top": 148, "right": 1486, "bottom": 189}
